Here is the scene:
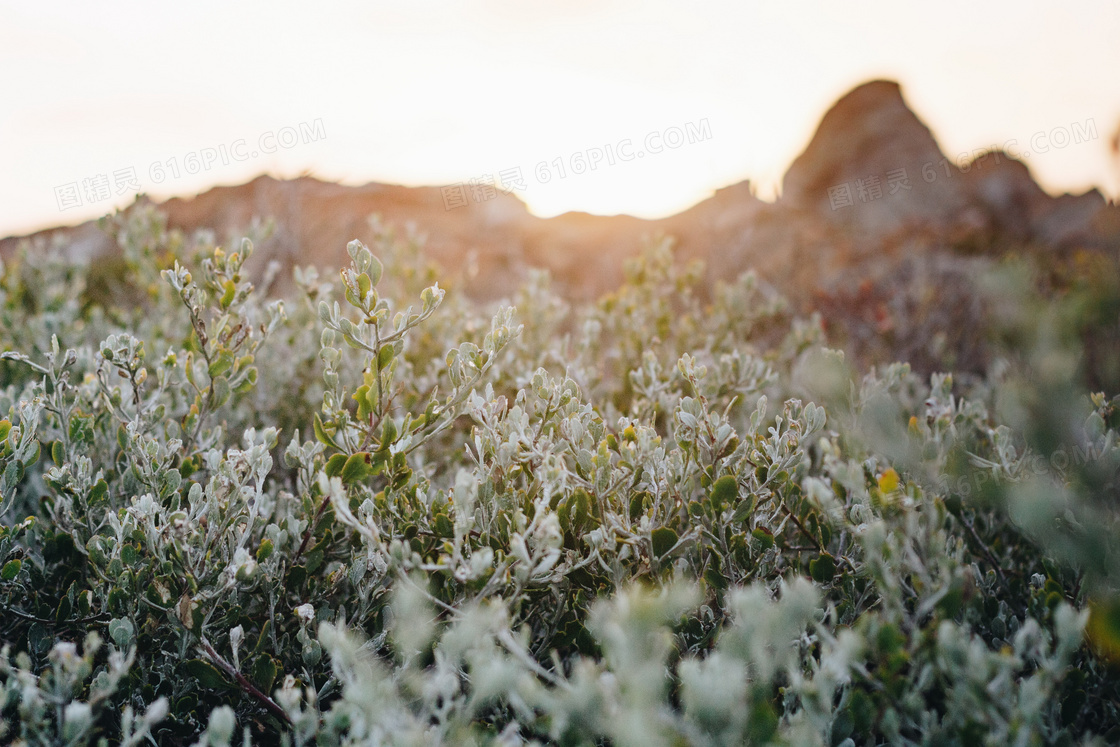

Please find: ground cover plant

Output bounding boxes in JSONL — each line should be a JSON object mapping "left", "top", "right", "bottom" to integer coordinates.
{"left": 0, "top": 207, "right": 1118, "bottom": 745}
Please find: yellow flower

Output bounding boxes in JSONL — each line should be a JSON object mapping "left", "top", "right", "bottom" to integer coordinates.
{"left": 878, "top": 468, "right": 900, "bottom": 494}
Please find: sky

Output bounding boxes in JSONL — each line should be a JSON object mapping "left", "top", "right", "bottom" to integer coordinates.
{"left": 1, "top": 0, "right": 1118, "bottom": 238}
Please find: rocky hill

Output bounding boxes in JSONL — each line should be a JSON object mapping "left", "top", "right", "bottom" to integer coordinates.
{"left": 4, "top": 80, "right": 1117, "bottom": 373}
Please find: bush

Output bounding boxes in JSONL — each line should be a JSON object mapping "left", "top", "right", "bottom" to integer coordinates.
{"left": 0, "top": 208, "right": 1117, "bottom": 745}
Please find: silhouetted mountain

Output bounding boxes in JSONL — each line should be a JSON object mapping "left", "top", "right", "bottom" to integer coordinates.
{"left": 4, "top": 80, "right": 1117, "bottom": 374}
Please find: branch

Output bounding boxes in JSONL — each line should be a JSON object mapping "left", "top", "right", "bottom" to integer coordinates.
{"left": 199, "top": 639, "right": 291, "bottom": 726}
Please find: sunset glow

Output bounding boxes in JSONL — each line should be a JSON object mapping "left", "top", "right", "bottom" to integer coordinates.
{"left": 2, "top": 0, "right": 1117, "bottom": 237}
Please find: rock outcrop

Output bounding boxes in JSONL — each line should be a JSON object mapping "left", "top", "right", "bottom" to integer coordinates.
{"left": 782, "top": 80, "right": 979, "bottom": 242}
{"left": 3, "top": 80, "right": 1116, "bottom": 318}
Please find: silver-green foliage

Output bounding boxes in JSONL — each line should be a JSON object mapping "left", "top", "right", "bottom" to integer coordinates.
{"left": 0, "top": 208, "right": 1116, "bottom": 745}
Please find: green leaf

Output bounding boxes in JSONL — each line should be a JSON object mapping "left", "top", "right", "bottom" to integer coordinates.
{"left": 23, "top": 440, "right": 39, "bottom": 467}
{"left": 379, "top": 419, "right": 398, "bottom": 450}
{"left": 208, "top": 350, "right": 234, "bottom": 379}
{"left": 108, "top": 588, "right": 128, "bottom": 616}
{"left": 69, "top": 414, "right": 93, "bottom": 446}
{"left": 51, "top": 440, "right": 64, "bottom": 466}
{"left": 848, "top": 689, "right": 875, "bottom": 734}
{"left": 250, "top": 655, "right": 279, "bottom": 695}
{"left": 1, "top": 559, "right": 20, "bottom": 580}
{"left": 256, "top": 538, "right": 274, "bottom": 562}
{"left": 219, "top": 279, "right": 236, "bottom": 310}
{"left": 629, "top": 492, "right": 648, "bottom": 522}
{"left": 183, "top": 659, "right": 230, "bottom": 690}
{"left": 558, "top": 500, "right": 571, "bottom": 532}
{"left": 121, "top": 543, "right": 140, "bottom": 566}
{"left": 340, "top": 452, "right": 374, "bottom": 484}
{"left": 314, "top": 413, "right": 340, "bottom": 450}
{"left": 938, "top": 579, "right": 965, "bottom": 618}
{"left": 56, "top": 595, "right": 72, "bottom": 624}
{"left": 2, "top": 461, "right": 24, "bottom": 494}
{"left": 306, "top": 543, "right": 326, "bottom": 575}
{"left": 748, "top": 700, "right": 779, "bottom": 743}
{"left": 89, "top": 479, "right": 109, "bottom": 505}
{"left": 233, "top": 368, "right": 258, "bottom": 394}
{"left": 809, "top": 553, "right": 837, "bottom": 583}
{"left": 651, "top": 527, "right": 679, "bottom": 558}
{"left": 377, "top": 344, "right": 395, "bottom": 370}
{"left": 252, "top": 620, "right": 272, "bottom": 656}
{"left": 28, "top": 623, "right": 50, "bottom": 656}
{"left": 324, "top": 454, "right": 347, "bottom": 477}
{"left": 752, "top": 527, "right": 774, "bottom": 551}
{"left": 43, "top": 532, "right": 76, "bottom": 564}
{"left": 731, "top": 494, "right": 757, "bottom": 523}
{"left": 212, "top": 375, "right": 231, "bottom": 408}
{"left": 1088, "top": 597, "right": 1120, "bottom": 663}
{"left": 709, "top": 474, "right": 738, "bottom": 513}
{"left": 146, "top": 581, "right": 172, "bottom": 608}
{"left": 703, "top": 554, "right": 728, "bottom": 590}
{"left": 433, "top": 513, "right": 453, "bottom": 538}
{"left": 353, "top": 385, "right": 373, "bottom": 420}
{"left": 108, "top": 617, "right": 134, "bottom": 648}
{"left": 571, "top": 490, "right": 590, "bottom": 529}
{"left": 85, "top": 536, "right": 107, "bottom": 566}
{"left": 159, "top": 469, "right": 182, "bottom": 497}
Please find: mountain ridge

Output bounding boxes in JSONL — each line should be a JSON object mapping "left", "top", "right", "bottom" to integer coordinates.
{"left": 3, "top": 80, "right": 1116, "bottom": 310}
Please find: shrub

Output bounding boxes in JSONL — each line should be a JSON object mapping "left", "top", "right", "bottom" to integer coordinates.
{"left": 0, "top": 209, "right": 1117, "bottom": 745}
